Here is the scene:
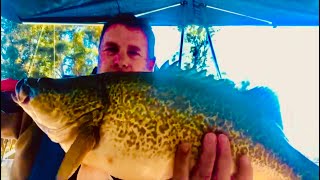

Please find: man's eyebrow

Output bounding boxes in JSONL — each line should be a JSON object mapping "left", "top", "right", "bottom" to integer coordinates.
{"left": 103, "top": 42, "right": 118, "bottom": 48}
{"left": 128, "top": 45, "right": 141, "bottom": 51}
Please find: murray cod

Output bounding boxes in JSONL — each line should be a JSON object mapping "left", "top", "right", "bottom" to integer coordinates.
{"left": 12, "top": 65, "right": 319, "bottom": 180}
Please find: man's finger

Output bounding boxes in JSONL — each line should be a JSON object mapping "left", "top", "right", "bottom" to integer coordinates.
{"left": 172, "top": 142, "right": 191, "bottom": 180}
{"left": 235, "top": 155, "right": 253, "bottom": 180}
{"left": 191, "top": 133, "right": 217, "bottom": 180}
{"left": 213, "top": 134, "right": 233, "bottom": 180}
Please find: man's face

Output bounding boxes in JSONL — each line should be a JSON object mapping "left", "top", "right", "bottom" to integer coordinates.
{"left": 98, "top": 24, "right": 155, "bottom": 73}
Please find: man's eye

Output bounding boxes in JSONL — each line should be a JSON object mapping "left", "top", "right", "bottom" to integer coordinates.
{"left": 105, "top": 47, "right": 118, "bottom": 54}
{"left": 128, "top": 51, "right": 140, "bottom": 56}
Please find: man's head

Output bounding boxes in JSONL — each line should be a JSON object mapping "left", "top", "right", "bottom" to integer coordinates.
{"left": 98, "top": 13, "right": 156, "bottom": 73}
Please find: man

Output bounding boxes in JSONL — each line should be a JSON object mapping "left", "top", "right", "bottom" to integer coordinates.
{"left": 1, "top": 13, "right": 252, "bottom": 180}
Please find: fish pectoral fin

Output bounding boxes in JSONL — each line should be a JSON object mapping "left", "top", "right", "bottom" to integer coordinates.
{"left": 56, "top": 127, "right": 98, "bottom": 180}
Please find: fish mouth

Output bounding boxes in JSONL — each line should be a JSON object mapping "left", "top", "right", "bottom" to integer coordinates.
{"left": 12, "top": 78, "right": 32, "bottom": 105}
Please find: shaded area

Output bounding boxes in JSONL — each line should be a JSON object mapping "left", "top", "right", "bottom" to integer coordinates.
{"left": 1, "top": 0, "right": 318, "bottom": 26}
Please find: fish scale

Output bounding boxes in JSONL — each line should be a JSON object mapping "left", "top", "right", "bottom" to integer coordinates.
{"left": 12, "top": 67, "right": 319, "bottom": 180}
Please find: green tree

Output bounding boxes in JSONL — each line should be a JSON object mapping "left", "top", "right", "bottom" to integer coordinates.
{"left": 175, "top": 25, "right": 223, "bottom": 77}
{"left": 1, "top": 17, "right": 102, "bottom": 80}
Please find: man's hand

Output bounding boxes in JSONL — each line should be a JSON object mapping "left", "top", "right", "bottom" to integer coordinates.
{"left": 173, "top": 133, "right": 253, "bottom": 180}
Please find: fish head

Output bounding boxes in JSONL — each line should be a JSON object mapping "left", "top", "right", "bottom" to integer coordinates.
{"left": 12, "top": 76, "right": 105, "bottom": 134}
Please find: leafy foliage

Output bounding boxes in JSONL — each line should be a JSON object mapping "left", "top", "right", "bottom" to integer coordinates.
{"left": 1, "top": 17, "right": 102, "bottom": 79}
{"left": 177, "top": 25, "right": 220, "bottom": 72}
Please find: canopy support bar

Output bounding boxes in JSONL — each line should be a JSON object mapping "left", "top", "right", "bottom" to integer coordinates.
{"left": 178, "top": 27, "right": 185, "bottom": 68}
{"left": 205, "top": 27, "right": 222, "bottom": 79}
{"left": 206, "top": 5, "right": 272, "bottom": 25}
{"left": 135, "top": 3, "right": 182, "bottom": 17}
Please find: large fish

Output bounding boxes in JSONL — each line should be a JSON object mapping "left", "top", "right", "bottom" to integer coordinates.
{"left": 12, "top": 65, "right": 319, "bottom": 180}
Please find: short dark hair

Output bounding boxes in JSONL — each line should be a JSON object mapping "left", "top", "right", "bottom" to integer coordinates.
{"left": 99, "top": 13, "right": 155, "bottom": 60}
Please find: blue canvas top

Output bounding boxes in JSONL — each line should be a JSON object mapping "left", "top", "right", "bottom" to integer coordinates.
{"left": 1, "top": 0, "right": 318, "bottom": 26}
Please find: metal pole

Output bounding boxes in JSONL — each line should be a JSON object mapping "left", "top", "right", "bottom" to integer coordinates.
{"left": 178, "top": 1, "right": 188, "bottom": 69}
{"left": 178, "top": 27, "right": 185, "bottom": 68}
{"left": 135, "top": 3, "right": 181, "bottom": 17}
{"left": 53, "top": 24, "right": 56, "bottom": 78}
{"left": 206, "top": 5, "right": 272, "bottom": 25}
{"left": 205, "top": 27, "right": 222, "bottom": 79}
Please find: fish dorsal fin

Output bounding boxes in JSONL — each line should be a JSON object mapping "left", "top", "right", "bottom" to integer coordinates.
{"left": 184, "top": 66, "right": 208, "bottom": 78}
{"left": 56, "top": 125, "right": 99, "bottom": 180}
{"left": 156, "top": 60, "right": 180, "bottom": 72}
{"left": 156, "top": 60, "right": 209, "bottom": 79}
{"left": 153, "top": 60, "right": 238, "bottom": 94}
{"left": 244, "top": 86, "right": 284, "bottom": 130}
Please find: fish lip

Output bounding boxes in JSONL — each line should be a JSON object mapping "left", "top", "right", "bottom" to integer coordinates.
{"left": 21, "top": 96, "right": 30, "bottom": 104}
{"left": 13, "top": 78, "right": 31, "bottom": 105}
{"left": 12, "top": 93, "right": 30, "bottom": 105}
{"left": 11, "top": 93, "right": 19, "bottom": 104}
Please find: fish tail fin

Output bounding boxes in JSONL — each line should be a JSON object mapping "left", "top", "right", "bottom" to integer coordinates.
{"left": 281, "top": 138, "right": 319, "bottom": 180}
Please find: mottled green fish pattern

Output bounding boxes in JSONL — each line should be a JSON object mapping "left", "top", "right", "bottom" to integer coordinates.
{"left": 13, "top": 64, "right": 319, "bottom": 180}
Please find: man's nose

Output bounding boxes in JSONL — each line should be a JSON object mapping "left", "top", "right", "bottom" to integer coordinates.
{"left": 114, "top": 53, "right": 131, "bottom": 69}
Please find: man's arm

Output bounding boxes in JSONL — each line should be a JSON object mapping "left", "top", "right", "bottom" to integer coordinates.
{"left": 1, "top": 79, "right": 44, "bottom": 180}
{"left": 1, "top": 78, "right": 34, "bottom": 139}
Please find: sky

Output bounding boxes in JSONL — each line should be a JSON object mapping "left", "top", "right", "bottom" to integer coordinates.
{"left": 153, "top": 26, "right": 319, "bottom": 161}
